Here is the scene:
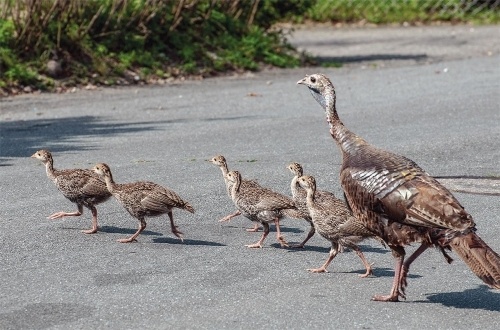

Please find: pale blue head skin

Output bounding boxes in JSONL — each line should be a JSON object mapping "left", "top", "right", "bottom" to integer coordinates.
{"left": 297, "top": 73, "right": 338, "bottom": 124}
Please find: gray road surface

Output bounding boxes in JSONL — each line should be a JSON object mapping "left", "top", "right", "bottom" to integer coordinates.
{"left": 1, "top": 25, "right": 499, "bottom": 329}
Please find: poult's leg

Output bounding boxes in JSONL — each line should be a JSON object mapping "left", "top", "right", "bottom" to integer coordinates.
{"left": 168, "top": 211, "right": 184, "bottom": 241}
{"left": 48, "top": 204, "right": 83, "bottom": 219}
{"left": 353, "top": 246, "right": 373, "bottom": 278}
{"left": 219, "top": 210, "right": 241, "bottom": 223}
{"left": 291, "top": 221, "right": 315, "bottom": 248}
{"left": 82, "top": 206, "right": 99, "bottom": 234}
{"left": 246, "top": 222, "right": 260, "bottom": 232}
{"left": 118, "top": 218, "right": 146, "bottom": 243}
{"left": 274, "top": 218, "right": 288, "bottom": 248}
{"left": 308, "top": 242, "right": 339, "bottom": 273}
{"left": 246, "top": 222, "right": 269, "bottom": 248}
{"left": 372, "top": 247, "right": 406, "bottom": 302}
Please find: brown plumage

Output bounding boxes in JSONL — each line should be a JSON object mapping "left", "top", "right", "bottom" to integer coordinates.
{"left": 31, "top": 149, "right": 111, "bottom": 234}
{"left": 209, "top": 155, "right": 260, "bottom": 231}
{"left": 92, "top": 163, "right": 194, "bottom": 243}
{"left": 287, "top": 162, "right": 338, "bottom": 248}
{"left": 298, "top": 175, "right": 382, "bottom": 276}
{"left": 226, "top": 170, "right": 296, "bottom": 248}
{"left": 298, "top": 73, "right": 500, "bottom": 301}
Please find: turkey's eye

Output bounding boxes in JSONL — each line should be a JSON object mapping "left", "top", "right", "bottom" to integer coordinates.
{"left": 310, "top": 77, "right": 316, "bottom": 83}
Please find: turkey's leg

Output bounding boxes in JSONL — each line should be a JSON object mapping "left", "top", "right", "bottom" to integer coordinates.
{"left": 82, "top": 206, "right": 99, "bottom": 234}
{"left": 308, "top": 242, "right": 339, "bottom": 273}
{"left": 118, "top": 218, "right": 146, "bottom": 243}
{"left": 274, "top": 218, "right": 288, "bottom": 248}
{"left": 400, "top": 243, "right": 429, "bottom": 290}
{"left": 168, "top": 211, "right": 184, "bottom": 241}
{"left": 372, "top": 247, "right": 406, "bottom": 302}
{"left": 48, "top": 204, "right": 83, "bottom": 219}
{"left": 246, "top": 222, "right": 269, "bottom": 248}
{"left": 292, "top": 221, "right": 315, "bottom": 248}
{"left": 353, "top": 246, "right": 373, "bottom": 278}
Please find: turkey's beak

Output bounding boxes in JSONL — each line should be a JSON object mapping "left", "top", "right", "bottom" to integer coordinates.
{"left": 297, "top": 77, "right": 307, "bottom": 85}
{"left": 30, "top": 153, "right": 37, "bottom": 158}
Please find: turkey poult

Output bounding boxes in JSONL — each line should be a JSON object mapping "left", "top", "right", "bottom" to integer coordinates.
{"left": 298, "top": 175, "right": 380, "bottom": 276}
{"left": 31, "top": 149, "right": 111, "bottom": 234}
{"left": 209, "top": 155, "right": 260, "bottom": 232}
{"left": 92, "top": 163, "right": 194, "bottom": 243}
{"left": 298, "top": 73, "right": 500, "bottom": 301}
{"left": 287, "top": 162, "right": 339, "bottom": 248}
{"left": 226, "top": 170, "right": 296, "bottom": 248}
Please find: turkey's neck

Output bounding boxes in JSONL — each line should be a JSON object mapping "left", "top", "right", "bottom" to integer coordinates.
{"left": 103, "top": 174, "right": 117, "bottom": 194}
{"left": 290, "top": 174, "right": 301, "bottom": 196}
{"left": 305, "top": 188, "right": 316, "bottom": 208}
{"left": 44, "top": 159, "right": 57, "bottom": 181}
{"left": 323, "top": 88, "right": 366, "bottom": 154}
{"left": 220, "top": 164, "right": 229, "bottom": 181}
{"left": 230, "top": 177, "right": 241, "bottom": 197}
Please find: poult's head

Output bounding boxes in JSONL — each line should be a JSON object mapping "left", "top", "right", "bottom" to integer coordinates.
{"left": 31, "top": 149, "right": 53, "bottom": 163}
{"left": 210, "top": 155, "right": 227, "bottom": 166}
{"left": 226, "top": 170, "right": 241, "bottom": 183}
{"left": 298, "top": 175, "right": 316, "bottom": 192}
{"left": 287, "top": 162, "right": 303, "bottom": 176}
{"left": 93, "top": 163, "right": 112, "bottom": 178}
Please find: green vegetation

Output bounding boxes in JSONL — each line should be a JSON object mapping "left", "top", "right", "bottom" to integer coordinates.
{"left": 0, "top": 0, "right": 309, "bottom": 94}
{"left": 0, "top": 0, "right": 498, "bottom": 95}
{"left": 305, "top": 0, "right": 500, "bottom": 25}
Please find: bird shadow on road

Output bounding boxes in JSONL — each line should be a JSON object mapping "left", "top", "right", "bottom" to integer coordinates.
{"left": 283, "top": 244, "right": 387, "bottom": 255}
{"left": 370, "top": 267, "right": 422, "bottom": 279}
{"left": 415, "top": 286, "right": 500, "bottom": 311}
{"left": 152, "top": 237, "right": 226, "bottom": 246}
{"left": 0, "top": 115, "right": 167, "bottom": 166}
{"left": 312, "top": 53, "right": 428, "bottom": 66}
{"left": 99, "top": 225, "right": 163, "bottom": 236}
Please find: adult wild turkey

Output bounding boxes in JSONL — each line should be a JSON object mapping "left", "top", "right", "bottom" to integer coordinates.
{"left": 297, "top": 73, "right": 500, "bottom": 301}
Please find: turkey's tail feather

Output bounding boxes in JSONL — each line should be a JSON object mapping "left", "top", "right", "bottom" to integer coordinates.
{"left": 450, "top": 232, "right": 500, "bottom": 289}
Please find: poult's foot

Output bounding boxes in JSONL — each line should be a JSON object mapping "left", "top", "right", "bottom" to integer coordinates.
{"left": 47, "top": 212, "right": 66, "bottom": 219}
{"left": 117, "top": 238, "right": 137, "bottom": 243}
{"left": 82, "top": 228, "right": 98, "bottom": 234}
{"left": 245, "top": 242, "right": 262, "bottom": 248}
{"left": 277, "top": 236, "right": 289, "bottom": 248}
{"left": 172, "top": 227, "right": 184, "bottom": 242}
{"left": 307, "top": 267, "right": 328, "bottom": 273}
{"left": 359, "top": 269, "right": 373, "bottom": 278}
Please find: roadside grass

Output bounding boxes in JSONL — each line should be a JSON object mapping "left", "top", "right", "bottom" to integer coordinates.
{"left": 0, "top": 0, "right": 498, "bottom": 96}
{"left": 305, "top": 0, "right": 500, "bottom": 24}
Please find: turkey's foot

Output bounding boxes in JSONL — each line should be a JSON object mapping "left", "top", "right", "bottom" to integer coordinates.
{"left": 117, "top": 238, "right": 138, "bottom": 243}
{"left": 307, "top": 267, "right": 328, "bottom": 273}
{"left": 277, "top": 236, "right": 289, "bottom": 248}
{"left": 82, "top": 227, "right": 98, "bottom": 234}
{"left": 172, "top": 227, "right": 184, "bottom": 242}
{"left": 48, "top": 211, "right": 81, "bottom": 219}
{"left": 245, "top": 242, "right": 263, "bottom": 248}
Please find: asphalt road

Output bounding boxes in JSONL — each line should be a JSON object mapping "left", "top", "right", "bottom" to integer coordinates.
{"left": 1, "top": 25, "right": 499, "bottom": 329}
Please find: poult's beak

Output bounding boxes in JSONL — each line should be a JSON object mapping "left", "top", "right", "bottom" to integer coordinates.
{"left": 30, "top": 153, "right": 37, "bottom": 158}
